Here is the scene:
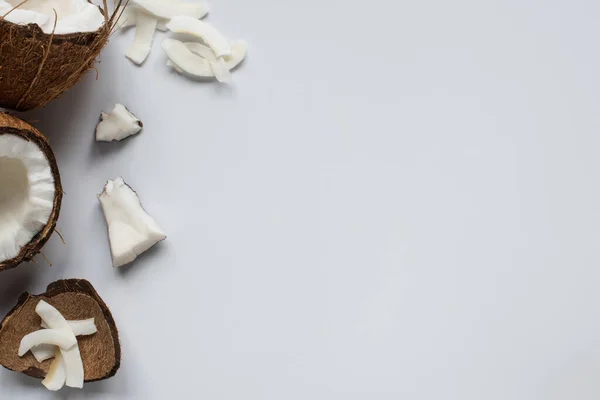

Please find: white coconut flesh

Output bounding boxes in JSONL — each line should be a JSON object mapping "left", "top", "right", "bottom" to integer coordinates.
{"left": 34, "top": 318, "right": 97, "bottom": 363}
{"left": 0, "top": 0, "right": 104, "bottom": 35}
{"left": 96, "top": 104, "right": 143, "bottom": 142}
{"left": 98, "top": 178, "right": 166, "bottom": 268}
{"left": 126, "top": 12, "right": 158, "bottom": 65}
{"left": 0, "top": 134, "right": 55, "bottom": 264}
{"left": 34, "top": 300, "right": 86, "bottom": 389}
{"left": 131, "top": 0, "right": 208, "bottom": 20}
{"left": 166, "top": 16, "right": 231, "bottom": 58}
{"left": 165, "top": 39, "right": 248, "bottom": 79}
{"left": 42, "top": 348, "right": 66, "bottom": 391}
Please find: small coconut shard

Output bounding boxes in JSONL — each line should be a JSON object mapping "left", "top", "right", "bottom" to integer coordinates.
{"left": 98, "top": 178, "right": 166, "bottom": 268}
{"left": 132, "top": 0, "right": 209, "bottom": 20}
{"left": 0, "top": 113, "right": 62, "bottom": 272}
{"left": 126, "top": 12, "right": 158, "bottom": 65}
{"left": 0, "top": 0, "right": 126, "bottom": 111}
{"left": 96, "top": 104, "right": 143, "bottom": 142}
{"left": 0, "top": 279, "right": 121, "bottom": 383}
{"left": 166, "top": 16, "right": 231, "bottom": 58}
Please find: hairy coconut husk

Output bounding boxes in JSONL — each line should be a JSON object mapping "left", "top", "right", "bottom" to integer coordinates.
{"left": 0, "top": 1, "right": 126, "bottom": 111}
{"left": 0, "top": 113, "right": 62, "bottom": 271}
{"left": 0, "top": 279, "right": 121, "bottom": 382}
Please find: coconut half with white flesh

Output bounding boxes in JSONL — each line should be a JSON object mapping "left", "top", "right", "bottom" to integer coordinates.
{"left": 0, "top": 0, "right": 125, "bottom": 111}
{"left": 99, "top": 178, "right": 166, "bottom": 268}
{"left": 0, "top": 113, "right": 62, "bottom": 272}
{"left": 0, "top": 279, "right": 121, "bottom": 383}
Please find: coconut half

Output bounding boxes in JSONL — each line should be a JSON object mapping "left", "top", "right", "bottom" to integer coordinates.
{"left": 0, "top": 113, "right": 62, "bottom": 272}
{"left": 0, "top": 279, "right": 121, "bottom": 383}
{"left": 0, "top": 0, "right": 125, "bottom": 111}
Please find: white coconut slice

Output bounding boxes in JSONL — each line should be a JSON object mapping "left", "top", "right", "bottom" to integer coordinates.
{"left": 0, "top": 0, "right": 105, "bottom": 35}
{"left": 96, "top": 104, "right": 143, "bottom": 142}
{"left": 0, "top": 133, "right": 57, "bottom": 265}
{"left": 166, "top": 40, "right": 248, "bottom": 79}
{"left": 18, "top": 329, "right": 76, "bottom": 356}
{"left": 33, "top": 317, "right": 97, "bottom": 362}
{"left": 166, "top": 16, "right": 231, "bottom": 58}
{"left": 98, "top": 178, "right": 166, "bottom": 268}
{"left": 132, "top": 0, "right": 208, "bottom": 20}
{"left": 41, "top": 348, "right": 66, "bottom": 391}
{"left": 115, "top": 6, "right": 137, "bottom": 30}
{"left": 35, "top": 300, "right": 85, "bottom": 389}
{"left": 126, "top": 12, "right": 158, "bottom": 65}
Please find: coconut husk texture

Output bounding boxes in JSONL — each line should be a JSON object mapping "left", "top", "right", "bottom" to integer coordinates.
{"left": 0, "top": 113, "right": 62, "bottom": 272}
{"left": 0, "top": 1, "right": 125, "bottom": 111}
{"left": 0, "top": 279, "right": 121, "bottom": 382}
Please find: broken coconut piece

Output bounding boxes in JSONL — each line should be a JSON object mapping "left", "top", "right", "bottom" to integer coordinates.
{"left": 98, "top": 178, "right": 166, "bottom": 268}
{"left": 0, "top": 279, "right": 121, "bottom": 383}
{"left": 96, "top": 104, "right": 143, "bottom": 142}
{"left": 132, "top": 0, "right": 208, "bottom": 20}
{"left": 165, "top": 39, "right": 248, "bottom": 79}
{"left": 126, "top": 12, "right": 159, "bottom": 65}
{"left": 0, "top": 1, "right": 126, "bottom": 111}
{"left": 0, "top": 113, "right": 62, "bottom": 272}
{"left": 166, "top": 16, "right": 231, "bottom": 58}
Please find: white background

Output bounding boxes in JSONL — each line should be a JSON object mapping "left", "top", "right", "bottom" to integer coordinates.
{"left": 2, "top": 0, "right": 600, "bottom": 398}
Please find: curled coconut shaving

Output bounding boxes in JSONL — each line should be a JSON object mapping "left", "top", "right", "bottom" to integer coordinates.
{"left": 96, "top": 104, "right": 143, "bottom": 142}
{"left": 98, "top": 178, "right": 166, "bottom": 268}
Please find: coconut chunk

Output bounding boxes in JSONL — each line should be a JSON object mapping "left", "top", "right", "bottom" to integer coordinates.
{"left": 166, "top": 16, "right": 231, "bottom": 57}
{"left": 0, "top": 0, "right": 104, "bottom": 35}
{"left": 132, "top": 0, "right": 208, "bottom": 20}
{"left": 98, "top": 178, "right": 166, "bottom": 268}
{"left": 36, "top": 300, "right": 85, "bottom": 388}
{"left": 96, "top": 104, "right": 143, "bottom": 142}
{"left": 18, "top": 329, "right": 76, "bottom": 356}
{"left": 126, "top": 12, "right": 158, "bottom": 65}
{"left": 166, "top": 40, "right": 248, "bottom": 79}
{"left": 42, "top": 348, "right": 66, "bottom": 391}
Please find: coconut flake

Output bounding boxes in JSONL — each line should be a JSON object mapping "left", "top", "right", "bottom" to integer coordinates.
{"left": 0, "top": 134, "right": 56, "bottom": 263}
{"left": 96, "top": 104, "right": 143, "bottom": 142}
{"left": 115, "top": 6, "right": 138, "bottom": 30}
{"left": 132, "top": 0, "right": 208, "bottom": 20}
{"left": 98, "top": 178, "right": 166, "bottom": 268}
{"left": 35, "top": 300, "right": 85, "bottom": 389}
{"left": 42, "top": 348, "right": 66, "bottom": 391}
{"left": 166, "top": 40, "right": 248, "bottom": 80}
{"left": 18, "top": 329, "right": 76, "bottom": 356}
{"left": 126, "top": 12, "right": 159, "bottom": 65}
{"left": 166, "top": 16, "right": 231, "bottom": 58}
{"left": 32, "top": 319, "right": 96, "bottom": 363}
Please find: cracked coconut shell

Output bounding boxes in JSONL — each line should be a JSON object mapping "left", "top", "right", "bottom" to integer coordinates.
{"left": 0, "top": 279, "right": 121, "bottom": 382}
{"left": 0, "top": 113, "right": 62, "bottom": 272}
{"left": 0, "top": 3, "right": 124, "bottom": 111}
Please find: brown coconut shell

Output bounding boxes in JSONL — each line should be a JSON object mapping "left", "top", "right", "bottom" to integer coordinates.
{"left": 0, "top": 113, "right": 62, "bottom": 272}
{"left": 0, "top": 279, "right": 121, "bottom": 382}
{"left": 0, "top": 2, "right": 125, "bottom": 111}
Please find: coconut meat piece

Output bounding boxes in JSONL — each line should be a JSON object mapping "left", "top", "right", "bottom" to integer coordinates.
{"left": 166, "top": 16, "right": 231, "bottom": 58}
{"left": 132, "top": 0, "right": 208, "bottom": 20}
{"left": 18, "top": 329, "right": 76, "bottom": 356}
{"left": 96, "top": 104, "right": 143, "bottom": 142}
{"left": 33, "top": 318, "right": 97, "bottom": 363}
{"left": 0, "top": 134, "right": 55, "bottom": 265}
{"left": 35, "top": 300, "right": 85, "bottom": 388}
{"left": 166, "top": 40, "right": 248, "bottom": 80}
{"left": 126, "top": 12, "right": 159, "bottom": 65}
{"left": 42, "top": 348, "right": 66, "bottom": 391}
{"left": 98, "top": 178, "right": 166, "bottom": 268}
{"left": 0, "top": 0, "right": 104, "bottom": 35}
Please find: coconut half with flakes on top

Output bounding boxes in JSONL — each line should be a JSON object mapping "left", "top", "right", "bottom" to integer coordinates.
{"left": 0, "top": 279, "right": 121, "bottom": 387}
{"left": 0, "top": 113, "right": 62, "bottom": 272}
{"left": 0, "top": 0, "right": 126, "bottom": 111}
